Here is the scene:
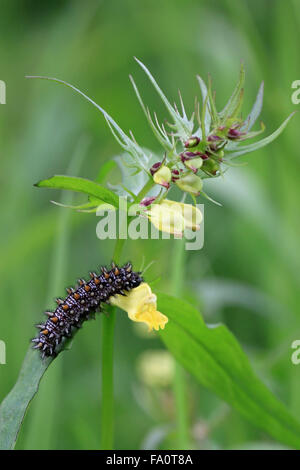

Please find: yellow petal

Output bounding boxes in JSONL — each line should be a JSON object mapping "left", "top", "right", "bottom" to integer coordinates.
{"left": 147, "top": 203, "right": 185, "bottom": 236}
{"left": 110, "top": 283, "right": 168, "bottom": 332}
{"left": 146, "top": 199, "right": 202, "bottom": 234}
{"left": 162, "top": 200, "right": 202, "bottom": 231}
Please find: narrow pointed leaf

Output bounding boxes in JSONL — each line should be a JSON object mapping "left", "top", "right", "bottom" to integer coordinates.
{"left": 134, "top": 58, "right": 193, "bottom": 140}
{"left": 26, "top": 75, "right": 147, "bottom": 167}
{"left": 197, "top": 75, "right": 211, "bottom": 135}
{"left": 226, "top": 113, "right": 295, "bottom": 158}
{"left": 241, "top": 81, "right": 264, "bottom": 131}
{"left": 219, "top": 63, "right": 245, "bottom": 121}
{"left": 130, "top": 75, "right": 173, "bottom": 151}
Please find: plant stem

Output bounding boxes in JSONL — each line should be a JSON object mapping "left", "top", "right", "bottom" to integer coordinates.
{"left": 171, "top": 238, "right": 190, "bottom": 449}
{"left": 100, "top": 179, "right": 153, "bottom": 449}
{"left": 100, "top": 308, "right": 116, "bottom": 450}
{"left": 100, "top": 237, "right": 125, "bottom": 450}
{"left": 136, "top": 177, "right": 155, "bottom": 201}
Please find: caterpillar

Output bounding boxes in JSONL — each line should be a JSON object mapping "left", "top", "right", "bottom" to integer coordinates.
{"left": 32, "top": 262, "right": 143, "bottom": 359}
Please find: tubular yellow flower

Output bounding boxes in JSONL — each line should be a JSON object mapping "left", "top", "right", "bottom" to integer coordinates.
{"left": 146, "top": 199, "right": 202, "bottom": 236}
{"left": 110, "top": 283, "right": 168, "bottom": 331}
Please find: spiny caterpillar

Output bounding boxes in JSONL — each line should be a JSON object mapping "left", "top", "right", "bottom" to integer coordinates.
{"left": 32, "top": 262, "right": 143, "bottom": 359}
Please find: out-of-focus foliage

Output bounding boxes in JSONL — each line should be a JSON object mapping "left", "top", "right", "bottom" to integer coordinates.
{"left": 0, "top": 0, "right": 300, "bottom": 450}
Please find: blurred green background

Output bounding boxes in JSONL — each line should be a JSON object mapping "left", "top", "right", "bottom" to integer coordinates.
{"left": 0, "top": 0, "right": 300, "bottom": 450}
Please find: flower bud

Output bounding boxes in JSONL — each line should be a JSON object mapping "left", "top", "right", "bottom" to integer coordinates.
{"left": 150, "top": 161, "right": 162, "bottom": 176}
{"left": 140, "top": 196, "right": 157, "bottom": 207}
{"left": 152, "top": 165, "right": 172, "bottom": 189}
{"left": 216, "top": 150, "right": 224, "bottom": 160}
{"left": 171, "top": 169, "right": 182, "bottom": 182}
{"left": 180, "top": 151, "right": 205, "bottom": 163}
{"left": 184, "top": 136, "right": 200, "bottom": 148}
{"left": 207, "top": 135, "right": 222, "bottom": 142}
{"left": 202, "top": 158, "right": 220, "bottom": 175}
{"left": 184, "top": 157, "right": 203, "bottom": 173}
{"left": 176, "top": 173, "right": 203, "bottom": 195}
{"left": 227, "top": 128, "right": 244, "bottom": 140}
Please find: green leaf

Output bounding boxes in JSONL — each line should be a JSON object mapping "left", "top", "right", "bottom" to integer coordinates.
{"left": 134, "top": 58, "right": 194, "bottom": 141}
{"left": 197, "top": 75, "right": 211, "bottom": 136}
{"left": 96, "top": 160, "right": 117, "bottom": 184}
{"left": 35, "top": 175, "right": 119, "bottom": 208}
{"left": 241, "top": 81, "right": 264, "bottom": 131}
{"left": 226, "top": 112, "right": 295, "bottom": 158}
{"left": 219, "top": 62, "right": 245, "bottom": 122}
{"left": 0, "top": 350, "right": 52, "bottom": 449}
{"left": 158, "top": 293, "right": 300, "bottom": 449}
{"left": 207, "top": 74, "right": 219, "bottom": 126}
{"left": 0, "top": 333, "right": 75, "bottom": 450}
{"left": 130, "top": 75, "right": 174, "bottom": 152}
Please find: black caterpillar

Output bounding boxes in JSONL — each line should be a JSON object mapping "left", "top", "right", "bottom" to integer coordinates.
{"left": 32, "top": 262, "right": 143, "bottom": 359}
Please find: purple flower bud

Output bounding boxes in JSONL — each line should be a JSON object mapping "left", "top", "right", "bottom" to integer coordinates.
{"left": 140, "top": 196, "right": 157, "bottom": 207}
{"left": 180, "top": 151, "right": 203, "bottom": 163}
{"left": 207, "top": 135, "right": 222, "bottom": 142}
{"left": 185, "top": 151, "right": 202, "bottom": 157}
{"left": 227, "top": 128, "right": 244, "bottom": 140}
{"left": 171, "top": 169, "right": 182, "bottom": 182}
{"left": 150, "top": 161, "right": 162, "bottom": 176}
{"left": 180, "top": 153, "right": 187, "bottom": 163}
{"left": 184, "top": 136, "right": 200, "bottom": 148}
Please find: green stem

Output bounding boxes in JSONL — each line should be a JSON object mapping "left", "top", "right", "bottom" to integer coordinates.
{"left": 136, "top": 177, "right": 155, "bottom": 201}
{"left": 171, "top": 238, "right": 190, "bottom": 449}
{"left": 100, "top": 237, "right": 125, "bottom": 450}
{"left": 100, "top": 179, "right": 154, "bottom": 450}
{"left": 100, "top": 308, "right": 116, "bottom": 450}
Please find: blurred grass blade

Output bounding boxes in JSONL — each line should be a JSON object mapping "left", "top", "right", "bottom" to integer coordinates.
{"left": 35, "top": 175, "right": 119, "bottom": 208}
{"left": 227, "top": 112, "right": 295, "bottom": 158}
{"left": 158, "top": 293, "right": 300, "bottom": 449}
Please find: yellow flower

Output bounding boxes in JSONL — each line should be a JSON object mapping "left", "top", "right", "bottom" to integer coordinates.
{"left": 137, "top": 350, "right": 175, "bottom": 387}
{"left": 146, "top": 199, "right": 202, "bottom": 236}
{"left": 110, "top": 283, "right": 168, "bottom": 331}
